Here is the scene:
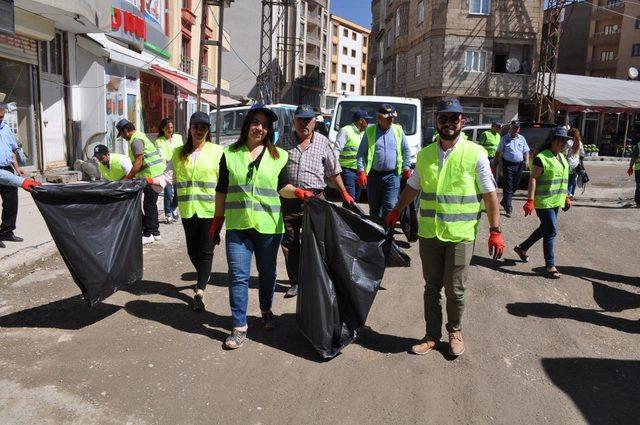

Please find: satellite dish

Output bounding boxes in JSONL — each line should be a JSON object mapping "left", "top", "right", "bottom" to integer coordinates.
{"left": 628, "top": 67, "right": 639, "bottom": 80}
{"left": 506, "top": 58, "right": 521, "bottom": 73}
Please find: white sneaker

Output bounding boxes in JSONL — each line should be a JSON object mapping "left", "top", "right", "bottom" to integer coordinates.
{"left": 165, "top": 216, "right": 174, "bottom": 224}
{"left": 142, "top": 235, "right": 154, "bottom": 245}
{"left": 153, "top": 234, "right": 162, "bottom": 241}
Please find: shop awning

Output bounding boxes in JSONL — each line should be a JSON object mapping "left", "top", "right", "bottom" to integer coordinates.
{"left": 553, "top": 73, "right": 640, "bottom": 111}
{"left": 150, "top": 64, "right": 241, "bottom": 107}
{"left": 87, "top": 33, "right": 164, "bottom": 69}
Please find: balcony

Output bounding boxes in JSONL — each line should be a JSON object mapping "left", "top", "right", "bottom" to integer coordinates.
{"left": 305, "top": 54, "right": 320, "bottom": 67}
{"left": 444, "top": 72, "right": 531, "bottom": 99}
{"left": 204, "top": 24, "right": 214, "bottom": 40}
{"left": 593, "top": 2, "right": 624, "bottom": 20}
{"left": 181, "top": 7, "right": 196, "bottom": 27}
{"left": 586, "top": 58, "right": 618, "bottom": 71}
{"left": 306, "top": 32, "right": 321, "bottom": 47}
{"left": 180, "top": 56, "right": 194, "bottom": 75}
{"left": 589, "top": 30, "right": 620, "bottom": 46}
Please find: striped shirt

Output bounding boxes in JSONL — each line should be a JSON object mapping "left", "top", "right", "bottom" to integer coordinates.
{"left": 279, "top": 131, "right": 341, "bottom": 190}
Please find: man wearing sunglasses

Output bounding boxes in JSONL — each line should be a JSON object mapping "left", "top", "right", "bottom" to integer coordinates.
{"left": 384, "top": 98, "right": 504, "bottom": 357}
{"left": 278, "top": 104, "right": 353, "bottom": 298}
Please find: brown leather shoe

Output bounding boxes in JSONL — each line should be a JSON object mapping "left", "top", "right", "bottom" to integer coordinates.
{"left": 448, "top": 331, "right": 465, "bottom": 356}
{"left": 411, "top": 337, "right": 439, "bottom": 355}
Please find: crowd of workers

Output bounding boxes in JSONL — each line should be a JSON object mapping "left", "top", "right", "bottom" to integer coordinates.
{"left": 0, "top": 94, "right": 638, "bottom": 355}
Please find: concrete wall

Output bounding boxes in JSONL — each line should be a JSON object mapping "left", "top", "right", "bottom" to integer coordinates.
{"left": 557, "top": 3, "right": 590, "bottom": 76}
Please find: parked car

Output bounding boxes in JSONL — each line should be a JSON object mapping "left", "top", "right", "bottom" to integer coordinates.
{"left": 462, "top": 124, "right": 492, "bottom": 142}
{"left": 209, "top": 104, "right": 296, "bottom": 146}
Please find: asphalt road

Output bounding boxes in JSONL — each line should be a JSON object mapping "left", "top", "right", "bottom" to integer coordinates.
{"left": 0, "top": 162, "right": 638, "bottom": 425}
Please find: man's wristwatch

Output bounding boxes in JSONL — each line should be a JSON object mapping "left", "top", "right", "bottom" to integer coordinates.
{"left": 489, "top": 226, "right": 501, "bottom": 233}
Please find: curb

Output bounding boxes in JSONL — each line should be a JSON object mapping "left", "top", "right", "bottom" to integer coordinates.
{"left": 583, "top": 156, "right": 628, "bottom": 162}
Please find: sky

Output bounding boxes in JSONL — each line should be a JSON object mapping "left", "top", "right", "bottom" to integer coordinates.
{"left": 330, "top": 0, "right": 372, "bottom": 29}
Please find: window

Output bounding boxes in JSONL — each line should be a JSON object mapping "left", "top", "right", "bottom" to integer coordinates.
{"left": 395, "top": 55, "right": 399, "bottom": 82}
{"left": 341, "top": 82, "right": 347, "bottom": 91}
{"left": 636, "top": 16, "right": 640, "bottom": 29}
{"left": 352, "top": 32, "right": 357, "bottom": 41}
{"left": 469, "top": 0, "right": 490, "bottom": 14}
{"left": 361, "top": 86, "right": 366, "bottom": 95}
{"left": 350, "top": 84, "right": 355, "bottom": 92}
{"left": 350, "top": 66, "right": 355, "bottom": 75}
{"left": 342, "top": 47, "right": 348, "bottom": 55}
{"left": 464, "top": 51, "right": 486, "bottom": 72}
{"left": 632, "top": 44, "right": 640, "bottom": 56}
{"left": 333, "top": 42, "right": 337, "bottom": 52}
{"left": 363, "top": 53, "right": 367, "bottom": 63}
{"left": 600, "top": 50, "right": 615, "bottom": 61}
{"left": 604, "top": 24, "right": 619, "bottom": 34}
{"left": 40, "top": 32, "right": 64, "bottom": 75}
{"left": 379, "top": 40, "right": 384, "bottom": 57}
{"left": 332, "top": 63, "right": 337, "bottom": 73}
{"left": 343, "top": 28, "right": 348, "bottom": 37}
{"left": 363, "top": 36, "right": 368, "bottom": 46}
{"left": 362, "top": 69, "right": 366, "bottom": 79}
{"left": 342, "top": 64, "right": 347, "bottom": 73}
{"left": 417, "top": 1, "right": 424, "bottom": 25}
{"left": 331, "top": 81, "right": 336, "bottom": 92}
{"left": 333, "top": 24, "right": 338, "bottom": 35}
{"left": 351, "top": 49, "right": 356, "bottom": 58}
{"left": 607, "top": 0, "right": 621, "bottom": 7}
{"left": 415, "top": 53, "right": 422, "bottom": 77}
{"left": 395, "top": 9, "right": 400, "bottom": 37}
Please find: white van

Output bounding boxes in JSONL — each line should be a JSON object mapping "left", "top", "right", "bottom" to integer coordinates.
{"left": 210, "top": 104, "right": 296, "bottom": 146}
{"left": 328, "top": 95, "right": 422, "bottom": 165}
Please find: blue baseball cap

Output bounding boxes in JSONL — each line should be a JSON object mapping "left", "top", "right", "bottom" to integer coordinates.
{"left": 378, "top": 104, "right": 397, "bottom": 118}
{"left": 353, "top": 110, "right": 373, "bottom": 121}
{"left": 115, "top": 118, "right": 132, "bottom": 136}
{"left": 552, "top": 126, "right": 572, "bottom": 140}
{"left": 249, "top": 103, "right": 278, "bottom": 122}
{"left": 294, "top": 104, "right": 316, "bottom": 119}
{"left": 435, "top": 98, "right": 464, "bottom": 114}
{"left": 510, "top": 120, "right": 520, "bottom": 128}
{"left": 189, "top": 111, "right": 210, "bottom": 126}
{"left": 491, "top": 120, "right": 502, "bottom": 127}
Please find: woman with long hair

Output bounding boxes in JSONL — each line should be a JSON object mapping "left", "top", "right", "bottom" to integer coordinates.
{"left": 172, "top": 112, "right": 222, "bottom": 311}
{"left": 565, "top": 127, "right": 584, "bottom": 198}
{"left": 514, "top": 127, "right": 572, "bottom": 279}
{"left": 210, "top": 103, "right": 312, "bottom": 349}
{"left": 155, "top": 118, "right": 183, "bottom": 223}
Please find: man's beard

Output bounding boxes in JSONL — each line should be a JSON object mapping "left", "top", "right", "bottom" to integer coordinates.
{"left": 439, "top": 128, "right": 461, "bottom": 142}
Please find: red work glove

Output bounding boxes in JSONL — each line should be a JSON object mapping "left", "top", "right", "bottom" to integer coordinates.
{"left": 384, "top": 208, "right": 400, "bottom": 229}
{"left": 402, "top": 169, "right": 413, "bottom": 180}
{"left": 488, "top": 231, "right": 505, "bottom": 260}
{"left": 562, "top": 195, "right": 571, "bottom": 212}
{"left": 356, "top": 171, "right": 367, "bottom": 188}
{"left": 294, "top": 188, "right": 314, "bottom": 201}
{"left": 145, "top": 177, "right": 155, "bottom": 185}
{"left": 627, "top": 166, "right": 634, "bottom": 177}
{"left": 523, "top": 199, "right": 534, "bottom": 216}
{"left": 340, "top": 189, "right": 354, "bottom": 204}
{"left": 20, "top": 178, "right": 40, "bottom": 191}
{"left": 490, "top": 166, "right": 496, "bottom": 174}
{"left": 208, "top": 216, "right": 225, "bottom": 243}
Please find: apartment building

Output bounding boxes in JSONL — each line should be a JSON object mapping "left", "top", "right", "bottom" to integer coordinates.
{"left": 585, "top": 0, "right": 640, "bottom": 79}
{"left": 369, "top": 0, "right": 544, "bottom": 126}
{"left": 555, "top": 2, "right": 591, "bottom": 76}
{"left": 325, "top": 15, "right": 370, "bottom": 110}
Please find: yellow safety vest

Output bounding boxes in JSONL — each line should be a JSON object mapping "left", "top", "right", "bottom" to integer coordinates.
{"left": 364, "top": 123, "right": 404, "bottom": 175}
{"left": 480, "top": 130, "right": 501, "bottom": 157}
{"left": 338, "top": 123, "right": 362, "bottom": 170}
{"left": 534, "top": 149, "right": 569, "bottom": 209}
{"left": 155, "top": 134, "right": 183, "bottom": 162}
{"left": 128, "top": 131, "right": 165, "bottom": 178}
{"left": 98, "top": 153, "right": 129, "bottom": 181}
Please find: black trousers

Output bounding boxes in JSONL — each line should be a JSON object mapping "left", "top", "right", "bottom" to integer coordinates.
{"left": 501, "top": 160, "right": 524, "bottom": 214}
{"left": 635, "top": 170, "right": 640, "bottom": 206}
{"left": 0, "top": 165, "right": 18, "bottom": 237}
{"left": 142, "top": 185, "right": 160, "bottom": 237}
{"left": 181, "top": 216, "right": 215, "bottom": 290}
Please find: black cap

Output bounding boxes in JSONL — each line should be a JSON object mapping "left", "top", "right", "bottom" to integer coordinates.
{"left": 294, "top": 104, "right": 316, "bottom": 119}
{"left": 552, "top": 126, "right": 572, "bottom": 140}
{"left": 378, "top": 103, "right": 397, "bottom": 117}
{"left": 491, "top": 120, "right": 502, "bottom": 127}
{"left": 353, "top": 110, "right": 373, "bottom": 121}
{"left": 510, "top": 120, "right": 520, "bottom": 128}
{"left": 93, "top": 144, "right": 109, "bottom": 158}
{"left": 189, "top": 111, "right": 210, "bottom": 126}
{"left": 435, "top": 98, "right": 464, "bottom": 114}
{"left": 249, "top": 103, "right": 278, "bottom": 122}
{"left": 115, "top": 118, "right": 131, "bottom": 137}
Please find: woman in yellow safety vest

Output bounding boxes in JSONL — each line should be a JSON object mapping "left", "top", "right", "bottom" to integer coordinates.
{"left": 155, "top": 118, "right": 184, "bottom": 224}
{"left": 172, "top": 112, "right": 222, "bottom": 311}
{"left": 209, "top": 103, "right": 312, "bottom": 349}
{"left": 514, "top": 127, "right": 572, "bottom": 279}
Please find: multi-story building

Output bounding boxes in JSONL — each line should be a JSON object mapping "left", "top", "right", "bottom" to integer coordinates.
{"left": 369, "top": 0, "right": 544, "bottom": 126}
{"left": 325, "top": 15, "right": 370, "bottom": 111}
{"left": 555, "top": 2, "right": 590, "bottom": 76}
{"left": 585, "top": 0, "right": 640, "bottom": 79}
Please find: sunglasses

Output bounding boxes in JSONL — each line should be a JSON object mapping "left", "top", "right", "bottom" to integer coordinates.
{"left": 436, "top": 114, "right": 462, "bottom": 125}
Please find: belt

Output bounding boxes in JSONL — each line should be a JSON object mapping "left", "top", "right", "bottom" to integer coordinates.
{"left": 0, "top": 165, "right": 14, "bottom": 172}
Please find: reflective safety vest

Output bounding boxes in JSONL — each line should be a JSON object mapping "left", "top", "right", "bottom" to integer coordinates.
{"left": 155, "top": 134, "right": 183, "bottom": 162}
{"left": 338, "top": 123, "right": 362, "bottom": 170}
{"left": 635, "top": 142, "right": 640, "bottom": 171}
{"left": 480, "top": 130, "right": 501, "bottom": 157}
{"left": 98, "top": 153, "right": 129, "bottom": 181}
{"left": 417, "top": 139, "right": 485, "bottom": 243}
{"left": 534, "top": 149, "right": 569, "bottom": 209}
{"left": 364, "top": 123, "right": 404, "bottom": 175}
{"left": 224, "top": 145, "right": 288, "bottom": 234}
{"left": 128, "top": 131, "right": 166, "bottom": 178}
{"left": 172, "top": 142, "right": 223, "bottom": 219}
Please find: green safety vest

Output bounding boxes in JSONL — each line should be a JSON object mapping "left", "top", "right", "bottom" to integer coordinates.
{"left": 338, "top": 123, "right": 362, "bottom": 170}
{"left": 128, "top": 131, "right": 166, "bottom": 178}
{"left": 534, "top": 149, "right": 569, "bottom": 209}
{"left": 364, "top": 123, "right": 404, "bottom": 175}
{"left": 480, "top": 130, "right": 501, "bottom": 157}
{"left": 417, "top": 138, "right": 485, "bottom": 243}
{"left": 224, "top": 145, "right": 289, "bottom": 234}
{"left": 635, "top": 142, "right": 640, "bottom": 171}
{"left": 98, "top": 153, "right": 129, "bottom": 181}
{"left": 155, "top": 134, "right": 183, "bottom": 162}
{"left": 172, "top": 142, "right": 223, "bottom": 219}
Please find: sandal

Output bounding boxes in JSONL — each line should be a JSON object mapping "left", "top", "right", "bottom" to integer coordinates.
{"left": 545, "top": 268, "right": 561, "bottom": 279}
{"left": 192, "top": 293, "right": 205, "bottom": 312}
{"left": 224, "top": 329, "right": 247, "bottom": 349}
{"left": 514, "top": 246, "right": 529, "bottom": 263}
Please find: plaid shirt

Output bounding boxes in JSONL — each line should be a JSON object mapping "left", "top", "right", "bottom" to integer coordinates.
{"left": 279, "top": 131, "right": 341, "bottom": 190}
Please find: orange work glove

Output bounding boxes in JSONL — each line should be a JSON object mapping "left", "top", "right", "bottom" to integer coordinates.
{"left": 384, "top": 208, "right": 400, "bottom": 229}
{"left": 340, "top": 189, "right": 354, "bottom": 204}
{"left": 488, "top": 231, "right": 505, "bottom": 260}
{"left": 523, "top": 199, "right": 534, "bottom": 216}
{"left": 145, "top": 177, "right": 155, "bottom": 185}
{"left": 627, "top": 166, "right": 634, "bottom": 177}
{"left": 294, "top": 188, "right": 314, "bottom": 201}
{"left": 356, "top": 171, "right": 367, "bottom": 188}
{"left": 208, "top": 216, "right": 225, "bottom": 243}
{"left": 20, "top": 178, "right": 41, "bottom": 191}
{"left": 562, "top": 195, "right": 571, "bottom": 212}
{"left": 402, "top": 169, "right": 413, "bottom": 180}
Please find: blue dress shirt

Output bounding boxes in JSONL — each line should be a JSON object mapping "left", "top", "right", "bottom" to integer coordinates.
{"left": 0, "top": 121, "right": 19, "bottom": 167}
{"left": 497, "top": 134, "right": 529, "bottom": 163}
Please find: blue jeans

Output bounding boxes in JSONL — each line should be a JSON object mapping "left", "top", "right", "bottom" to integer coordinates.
{"left": 163, "top": 184, "right": 174, "bottom": 217}
{"left": 635, "top": 170, "right": 640, "bottom": 205}
{"left": 519, "top": 207, "right": 559, "bottom": 268}
{"left": 367, "top": 169, "right": 400, "bottom": 218}
{"left": 568, "top": 173, "right": 577, "bottom": 196}
{"left": 226, "top": 229, "right": 283, "bottom": 327}
{"left": 341, "top": 167, "right": 361, "bottom": 205}
{"left": 501, "top": 160, "right": 524, "bottom": 214}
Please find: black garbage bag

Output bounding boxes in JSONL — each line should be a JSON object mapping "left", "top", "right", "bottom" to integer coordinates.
{"left": 297, "top": 198, "right": 407, "bottom": 359}
{"left": 399, "top": 178, "right": 419, "bottom": 243}
{"left": 31, "top": 180, "right": 145, "bottom": 306}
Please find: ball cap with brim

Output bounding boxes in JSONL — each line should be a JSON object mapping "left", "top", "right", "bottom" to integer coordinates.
{"left": 93, "top": 144, "right": 109, "bottom": 158}
{"left": 115, "top": 118, "right": 131, "bottom": 137}
{"left": 378, "top": 103, "right": 398, "bottom": 118}
{"left": 552, "top": 126, "right": 572, "bottom": 140}
{"left": 294, "top": 104, "right": 316, "bottom": 119}
{"left": 435, "top": 98, "right": 464, "bottom": 114}
{"left": 491, "top": 120, "right": 502, "bottom": 127}
{"left": 249, "top": 103, "right": 278, "bottom": 122}
{"left": 189, "top": 111, "right": 210, "bottom": 126}
{"left": 353, "top": 110, "right": 373, "bottom": 121}
{"left": 510, "top": 120, "right": 520, "bottom": 128}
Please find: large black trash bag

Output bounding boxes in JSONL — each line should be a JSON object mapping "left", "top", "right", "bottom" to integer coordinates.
{"left": 31, "top": 180, "right": 145, "bottom": 306}
{"left": 296, "top": 198, "right": 407, "bottom": 359}
{"left": 399, "top": 178, "right": 419, "bottom": 243}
